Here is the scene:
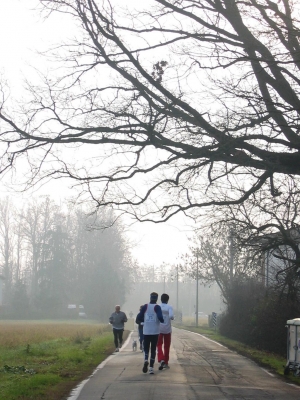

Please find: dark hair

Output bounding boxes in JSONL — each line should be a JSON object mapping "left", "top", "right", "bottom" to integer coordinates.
{"left": 150, "top": 292, "right": 158, "bottom": 302}
{"left": 161, "top": 293, "right": 169, "bottom": 303}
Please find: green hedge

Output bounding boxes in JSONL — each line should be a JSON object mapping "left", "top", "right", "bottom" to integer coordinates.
{"left": 219, "top": 281, "right": 300, "bottom": 355}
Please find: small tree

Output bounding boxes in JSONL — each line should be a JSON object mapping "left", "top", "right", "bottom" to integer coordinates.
{"left": 206, "top": 175, "right": 300, "bottom": 298}
{"left": 184, "top": 226, "right": 262, "bottom": 304}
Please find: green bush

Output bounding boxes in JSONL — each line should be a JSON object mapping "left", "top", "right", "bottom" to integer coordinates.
{"left": 219, "top": 280, "right": 300, "bottom": 355}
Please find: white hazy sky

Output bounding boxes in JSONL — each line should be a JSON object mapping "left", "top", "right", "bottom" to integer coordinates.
{"left": 0, "top": 0, "right": 193, "bottom": 267}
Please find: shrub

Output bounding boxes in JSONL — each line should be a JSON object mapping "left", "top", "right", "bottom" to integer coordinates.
{"left": 219, "top": 280, "right": 300, "bottom": 355}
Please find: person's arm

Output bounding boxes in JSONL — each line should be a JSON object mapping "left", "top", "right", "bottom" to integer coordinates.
{"left": 154, "top": 305, "right": 164, "bottom": 323}
{"left": 122, "top": 312, "right": 128, "bottom": 323}
{"left": 109, "top": 313, "right": 114, "bottom": 324}
{"left": 169, "top": 305, "right": 174, "bottom": 320}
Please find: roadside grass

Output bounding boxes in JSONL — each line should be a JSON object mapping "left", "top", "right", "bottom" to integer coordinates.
{"left": 175, "top": 322, "right": 300, "bottom": 386}
{"left": 0, "top": 320, "right": 129, "bottom": 400}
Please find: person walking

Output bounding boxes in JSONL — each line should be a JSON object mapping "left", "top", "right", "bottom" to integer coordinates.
{"left": 109, "top": 305, "right": 128, "bottom": 352}
{"left": 135, "top": 305, "right": 144, "bottom": 351}
{"left": 157, "top": 293, "right": 174, "bottom": 370}
{"left": 136, "top": 292, "right": 164, "bottom": 375}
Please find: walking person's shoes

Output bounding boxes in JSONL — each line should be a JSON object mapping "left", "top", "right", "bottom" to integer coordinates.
{"left": 142, "top": 361, "right": 149, "bottom": 373}
{"left": 163, "top": 364, "right": 170, "bottom": 369}
{"left": 115, "top": 348, "right": 119, "bottom": 352}
{"left": 149, "top": 367, "right": 154, "bottom": 374}
{"left": 158, "top": 360, "right": 165, "bottom": 370}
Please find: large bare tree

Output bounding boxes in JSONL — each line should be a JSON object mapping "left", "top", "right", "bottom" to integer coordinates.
{"left": 0, "top": 0, "right": 299, "bottom": 222}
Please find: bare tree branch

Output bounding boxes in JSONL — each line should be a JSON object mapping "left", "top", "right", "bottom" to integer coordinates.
{"left": 0, "top": 0, "right": 299, "bottom": 221}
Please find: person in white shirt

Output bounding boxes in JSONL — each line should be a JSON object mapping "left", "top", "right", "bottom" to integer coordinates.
{"left": 136, "top": 292, "right": 164, "bottom": 374}
{"left": 157, "top": 293, "right": 174, "bottom": 370}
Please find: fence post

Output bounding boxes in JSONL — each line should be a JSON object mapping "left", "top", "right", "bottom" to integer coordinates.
{"left": 212, "top": 312, "right": 217, "bottom": 332}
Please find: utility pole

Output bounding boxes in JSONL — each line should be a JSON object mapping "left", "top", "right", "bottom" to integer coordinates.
{"left": 229, "top": 228, "right": 234, "bottom": 285}
{"left": 196, "top": 250, "right": 199, "bottom": 327}
{"left": 266, "top": 250, "right": 269, "bottom": 287}
{"left": 176, "top": 264, "right": 179, "bottom": 312}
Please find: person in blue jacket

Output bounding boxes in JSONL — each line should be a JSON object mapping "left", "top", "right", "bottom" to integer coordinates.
{"left": 136, "top": 292, "right": 164, "bottom": 374}
{"left": 135, "top": 305, "right": 144, "bottom": 351}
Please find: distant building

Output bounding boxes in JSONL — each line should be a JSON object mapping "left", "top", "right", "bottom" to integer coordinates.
{"left": 67, "top": 304, "right": 87, "bottom": 318}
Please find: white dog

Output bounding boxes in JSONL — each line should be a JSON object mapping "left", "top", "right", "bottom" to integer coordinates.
{"left": 132, "top": 339, "right": 137, "bottom": 351}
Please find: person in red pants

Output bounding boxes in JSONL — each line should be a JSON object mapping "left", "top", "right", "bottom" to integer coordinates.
{"left": 157, "top": 293, "right": 174, "bottom": 370}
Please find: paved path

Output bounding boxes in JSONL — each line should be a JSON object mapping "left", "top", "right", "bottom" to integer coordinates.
{"left": 69, "top": 328, "right": 300, "bottom": 399}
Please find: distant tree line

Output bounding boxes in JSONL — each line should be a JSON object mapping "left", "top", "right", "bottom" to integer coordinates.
{"left": 0, "top": 197, "right": 135, "bottom": 320}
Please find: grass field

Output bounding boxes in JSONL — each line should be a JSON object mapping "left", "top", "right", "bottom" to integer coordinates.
{"left": 0, "top": 320, "right": 129, "bottom": 400}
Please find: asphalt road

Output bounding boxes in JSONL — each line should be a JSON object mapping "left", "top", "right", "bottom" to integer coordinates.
{"left": 69, "top": 327, "right": 300, "bottom": 399}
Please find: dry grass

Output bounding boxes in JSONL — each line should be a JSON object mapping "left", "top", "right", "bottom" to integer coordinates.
{"left": 0, "top": 320, "right": 110, "bottom": 348}
{"left": 0, "top": 320, "right": 117, "bottom": 399}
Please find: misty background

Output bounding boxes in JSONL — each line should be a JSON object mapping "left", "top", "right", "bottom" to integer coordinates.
{"left": 0, "top": 196, "right": 222, "bottom": 321}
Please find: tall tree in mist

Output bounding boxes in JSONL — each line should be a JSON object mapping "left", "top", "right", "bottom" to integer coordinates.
{"left": 22, "top": 197, "right": 58, "bottom": 308}
{"left": 0, "top": 198, "right": 14, "bottom": 305}
{"left": 36, "top": 223, "right": 70, "bottom": 317}
{"left": 69, "top": 210, "right": 131, "bottom": 319}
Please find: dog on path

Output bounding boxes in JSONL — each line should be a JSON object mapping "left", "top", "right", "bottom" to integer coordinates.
{"left": 132, "top": 339, "right": 137, "bottom": 351}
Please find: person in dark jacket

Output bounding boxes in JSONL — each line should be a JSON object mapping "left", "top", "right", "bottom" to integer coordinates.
{"left": 136, "top": 292, "right": 164, "bottom": 374}
{"left": 136, "top": 305, "right": 144, "bottom": 351}
{"left": 109, "top": 305, "right": 128, "bottom": 352}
